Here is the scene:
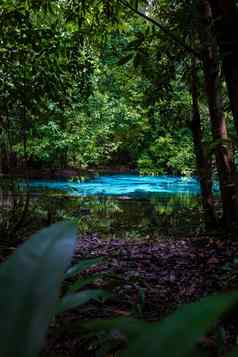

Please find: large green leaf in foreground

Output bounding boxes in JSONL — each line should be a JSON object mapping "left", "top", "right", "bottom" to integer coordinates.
{"left": 88, "top": 291, "right": 238, "bottom": 357}
{"left": 0, "top": 222, "right": 77, "bottom": 357}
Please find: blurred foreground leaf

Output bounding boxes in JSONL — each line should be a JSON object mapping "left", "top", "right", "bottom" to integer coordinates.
{"left": 0, "top": 222, "right": 77, "bottom": 357}
{"left": 87, "top": 291, "right": 238, "bottom": 357}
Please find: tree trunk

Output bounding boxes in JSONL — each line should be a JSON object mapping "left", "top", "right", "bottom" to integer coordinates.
{"left": 208, "top": 0, "right": 238, "bottom": 135}
{"left": 198, "top": 0, "right": 238, "bottom": 229}
{"left": 191, "top": 57, "right": 217, "bottom": 229}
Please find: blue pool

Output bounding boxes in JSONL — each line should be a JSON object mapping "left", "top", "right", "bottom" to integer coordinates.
{"left": 22, "top": 174, "right": 220, "bottom": 236}
{"left": 28, "top": 174, "right": 206, "bottom": 197}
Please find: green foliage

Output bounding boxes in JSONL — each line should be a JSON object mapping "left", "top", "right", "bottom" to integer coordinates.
{"left": 138, "top": 131, "right": 195, "bottom": 176}
{"left": 1, "top": 0, "right": 199, "bottom": 174}
{"left": 0, "top": 222, "right": 76, "bottom": 357}
{"left": 30, "top": 191, "right": 205, "bottom": 238}
{"left": 1, "top": 0, "right": 96, "bottom": 169}
{"left": 87, "top": 291, "right": 238, "bottom": 356}
{"left": 0, "top": 222, "right": 108, "bottom": 357}
{"left": 82, "top": 199, "right": 121, "bottom": 233}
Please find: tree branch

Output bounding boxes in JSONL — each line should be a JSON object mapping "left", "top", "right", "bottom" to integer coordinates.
{"left": 117, "top": 0, "right": 201, "bottom": 59}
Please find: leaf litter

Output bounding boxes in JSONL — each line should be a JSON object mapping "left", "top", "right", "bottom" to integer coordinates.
{"left": 44, "top": 232, "right": 238, "bottom": 356}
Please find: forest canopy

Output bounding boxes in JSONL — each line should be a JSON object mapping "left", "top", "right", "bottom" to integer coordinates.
{"left": 1, "top": 0, "right": 199, "bottom": 175}
{"left": 2, "top": 0, "right": 238, "bottom": 229}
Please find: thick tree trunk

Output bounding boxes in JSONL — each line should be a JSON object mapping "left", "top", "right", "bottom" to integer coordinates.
{"left": 191, "top": 57, "right": 217, "bottom": 229}
{"left": 198, "top": 0, "right": 238, "bottom": 229}
{"left": 208, "top": 0, "right": 238, "bottom": 135}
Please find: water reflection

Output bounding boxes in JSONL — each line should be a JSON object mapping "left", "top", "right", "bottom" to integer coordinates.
{"left": 0, "top": 175, "right": 211, "bottom": 239}
{"left": 29, "top": 192, "right": 204, "bottom": 237}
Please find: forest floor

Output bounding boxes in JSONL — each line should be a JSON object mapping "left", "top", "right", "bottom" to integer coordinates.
{"left": 44, "top": 233, "right": 238, "bottom": 357}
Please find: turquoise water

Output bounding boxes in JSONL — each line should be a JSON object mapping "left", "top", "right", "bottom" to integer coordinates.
{"left": 0, "top": 174, "right": 219, "bottom": 237}
{"left": 23, "top": 174, "right": 219, "bottom": 235}
{"left": 28, "top": 174, "right": 210, "bottom": 197}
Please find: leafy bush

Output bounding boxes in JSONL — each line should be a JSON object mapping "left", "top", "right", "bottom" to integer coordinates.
{"left": 138, "top": 131, "right": 195, "bottom": 176}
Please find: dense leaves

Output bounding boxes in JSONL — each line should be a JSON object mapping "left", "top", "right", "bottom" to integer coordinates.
{"left": 0, "top": 0, "right": 198, "bottom": 175}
